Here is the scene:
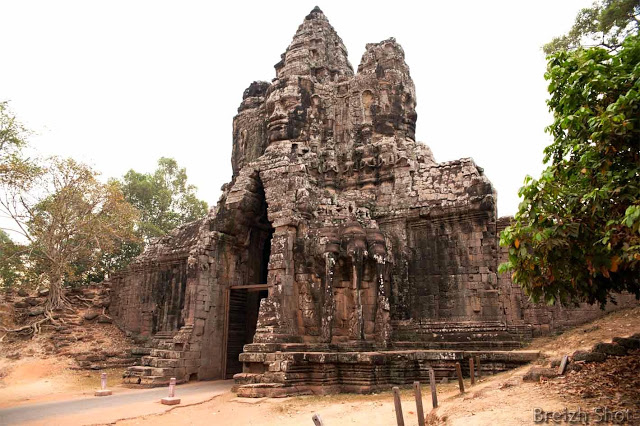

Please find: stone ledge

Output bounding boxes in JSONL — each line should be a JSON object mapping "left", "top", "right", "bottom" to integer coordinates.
{"left": 235, "top": 348, "right": 540, "bottom": 397}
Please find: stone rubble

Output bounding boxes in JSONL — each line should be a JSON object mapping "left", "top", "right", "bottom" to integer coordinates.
{"left": 2, "top": 284, "right": 140, "bottom": 370}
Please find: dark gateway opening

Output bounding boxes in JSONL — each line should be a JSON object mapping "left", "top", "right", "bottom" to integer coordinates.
{"left": 224, "top": 174, "right": 273, "bottom": 378}
{"left": 224, "top": 287, "right": 268, "bottom": 378}
{"left": 247, "top": 176, "right": 273, "bottom": 285}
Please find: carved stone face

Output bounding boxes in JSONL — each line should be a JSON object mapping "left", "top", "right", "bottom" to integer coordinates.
{"left": 402, "top": 88, "right": 417, "bottom": 139}
{"left": 372, "top": 83, "right": 417, "bottom": 139}
{"left": 265, "top": 78, "right": 308, "bottom": 142}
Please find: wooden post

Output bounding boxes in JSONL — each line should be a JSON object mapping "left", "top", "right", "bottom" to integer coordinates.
{"left": 414, "top": 381, "right": 425, "bottom": 426}
{"left": 392, "top": 387, "right": 405, "bottom": 426}
{"left": 475, "top": 356, "right": 481, "bottom": 379}
{"left": 312, "top": 413, "right": 324, "bottom": 426}
{"left": 455, "top": 362, "right": 465, "bottom": 393}
{"left": 469, "top": 358, "right": 475, "bottom": 385}
{"left": 558, "top": 355, "right": 569, "bottom": 375}
{"left": 428, "top": 367, "right": 438, "bottom": 408}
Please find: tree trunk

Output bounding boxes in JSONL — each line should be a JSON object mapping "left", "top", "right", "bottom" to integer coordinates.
{"left": 46, "top": 277, "right": 68, "bottom": 311}
{"left": 1, "top": 276, "right": 65, "bottom": 337}
{"left": 2, "top": 279, "right": 62, "bottom": 336}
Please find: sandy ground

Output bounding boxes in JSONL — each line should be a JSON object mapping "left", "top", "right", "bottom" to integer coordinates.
{"left": 114, "top": 306, "right": 640, "bottom": 426}
{"left": 0, "top": 356, "right": 127, "bottom": 408}
{"left": 106, "top": 369, "right": 600, "bottom": 426}
{"left": 106, "top": 370, "right": 571, "bottom": 426}
{"left": 3, "top": 381, "right": 232, "bottom": 426}
{"left": 1, "top": 306, "right": 638, "bottom": 425}
{"left": 524, "top": 306, "right": 640, "bottom": 358}
{"left": 0, "top": 315, "right": 134, "bottom": 408}
{"left": 116, "top": 387, "right": 449, "bottom": 426}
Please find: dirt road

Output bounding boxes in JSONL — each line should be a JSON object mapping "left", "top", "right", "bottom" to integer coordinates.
{"left": 0, "top": 380, "right": 233, "bottom": 425}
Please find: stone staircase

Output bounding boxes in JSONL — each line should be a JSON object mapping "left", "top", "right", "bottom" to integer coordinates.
{"left": 123, "top": 325, "right": 200, "bottom": 387}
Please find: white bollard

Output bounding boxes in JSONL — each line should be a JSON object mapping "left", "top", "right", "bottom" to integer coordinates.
{"left": 161, "top": 377, "right": 181, "bottom": 405}
{"left": 95, "top": 372, "right": 112, "bottom": 396}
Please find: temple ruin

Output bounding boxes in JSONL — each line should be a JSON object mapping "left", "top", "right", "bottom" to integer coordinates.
{"left": 107, "top": 7, "right": 638, "bottom": 396}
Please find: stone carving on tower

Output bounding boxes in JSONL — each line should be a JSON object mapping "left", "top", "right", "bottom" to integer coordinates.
{"left": 106, "top": 7, "right": 637, "bottom": 396}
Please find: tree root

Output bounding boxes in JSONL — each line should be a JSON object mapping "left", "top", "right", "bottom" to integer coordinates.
{"left": 2, "top": 287, "right": 99, "bottom": 339}
{"left": 0, "top": 309, "right": 57, "bottom": 337}
{"left": 101, "top": 307, "right": 113, "bottom": 320}
{"left": 46, "top": 292, "right": 72, "bottom": 312}
{"left": 71, "top": 295, "right": 94, "bottom": 307}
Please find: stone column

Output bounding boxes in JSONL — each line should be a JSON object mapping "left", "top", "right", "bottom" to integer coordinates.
{"left": 253, "top": 225, "right": 301, "bottom": 343}
{"left": 353, "top": 249, "right": 365, "bottom": 341}
{"left": 344, "top": 222, "right": 366, "bottom": 341}
{"left": 320, "top": 228, "right": 340, "bottom": 344}
{"left": 280, "top": 225, "right": 298, "bottom": 334}
{"left": 368, "top": 229, "right": 391, "bottom": 347}
{"left": 320, "top": 252, "right": 337, "bottom": 343}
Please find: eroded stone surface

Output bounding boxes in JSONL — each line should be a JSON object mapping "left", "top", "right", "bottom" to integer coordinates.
{"left": 106, "top": 7, "right": 638, "bottom": 393}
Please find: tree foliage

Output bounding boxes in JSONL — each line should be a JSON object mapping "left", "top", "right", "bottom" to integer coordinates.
{"left": 119, "top": 157, "right": 208, "bottom": 243}
{"left": 0, "top": 101, "right": 29, "bottom": 158}
{"left": 0, "top": 157, "right": 139, "bottom": 309}
{"left": 1, "top": 103, "right": 207, "bottom": 297}
{"left": 0, "top": 230, "right": 28, "bottom": 289}
{"left": 500, "top": 34, "right": 640, "bottom": 307}
{"left": 86, "top": 158, "right": 210, "bottom": 278}
{"left": 0, "top": 102, "right": 34, "bottom": 290}
{"left": 0, "top": 101, "right": 33, "bottom": 186}
{"left": 544, "top": 0, "right": 640, "bottom": 54}
{"left": 0, "top": 103, "right": 207, "bottom": 329}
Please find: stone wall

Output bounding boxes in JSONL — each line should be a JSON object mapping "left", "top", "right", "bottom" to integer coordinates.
{"left": 109, "top": 220, "right": 202, "bottom": 336}
{"left": 406, "top": 211, "right": 499, "bottom": 321}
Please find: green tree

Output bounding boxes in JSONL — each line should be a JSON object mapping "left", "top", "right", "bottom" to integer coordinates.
{"left": 1, "top": 101, "right": 38, "bottom": 292}
{"left": 0, "top": 101, "right": 29, "bottom": 159}
{"left": 544, "top": 0, "right": 640, "bottom": 54}
{"left": 0, "top": 157, "right": 139, "bottom": 311}
{"left": 500, "top": 34, "right": 640, "bottom": 307}
{"left": 0, "top": 230, "right": 28, "bottom": 289}
{"left": 119, "top": 157, "right": 208, "bottom": 243}
{"left": 0, "top": 101, "right": 34, "bottom": 186}
{"left": 81, "top": 158, "right": 208, "bottom": 282}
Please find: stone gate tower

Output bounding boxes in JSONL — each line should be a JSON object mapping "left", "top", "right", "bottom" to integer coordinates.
{"left": 107, "top": 7, "right": 636, "bottom": 396}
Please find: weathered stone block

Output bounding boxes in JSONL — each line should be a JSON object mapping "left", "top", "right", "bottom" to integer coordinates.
{"left": 612, "top": 337, "right": 640, "bottom": 350}
{"left": 572, "top": 350, "right": 607, "bottom": 363}
{"left": 592, "top": 342, "right": 627, "bottom": 356}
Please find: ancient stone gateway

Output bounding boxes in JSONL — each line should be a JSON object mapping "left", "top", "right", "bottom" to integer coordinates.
{"left": 107, "top": 7, "right": 637, "bottom": 396}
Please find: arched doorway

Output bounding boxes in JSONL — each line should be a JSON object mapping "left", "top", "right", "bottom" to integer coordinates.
{"left": 223, "top": 174, "right": 273, "bottom": 378}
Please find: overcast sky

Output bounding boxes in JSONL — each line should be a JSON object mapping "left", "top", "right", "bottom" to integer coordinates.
{"left": 1, "top": 0, "right": 592, "bottom": 217}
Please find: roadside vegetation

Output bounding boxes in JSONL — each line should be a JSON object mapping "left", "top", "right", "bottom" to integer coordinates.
{"left": 501, "top": 0, "right": 640, "bottom": 307}
{"left": 0, "top": 101, "right": 207, "bottom": 336}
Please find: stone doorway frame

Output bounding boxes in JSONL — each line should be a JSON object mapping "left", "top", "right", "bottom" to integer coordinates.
{"left": 221, "top": 284, "right": 269, "bottom": 380}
